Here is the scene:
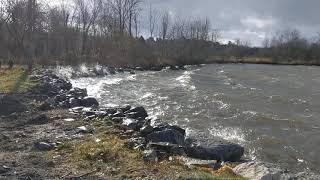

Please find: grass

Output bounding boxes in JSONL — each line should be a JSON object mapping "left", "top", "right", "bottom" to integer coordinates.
{"left": 49, "top": 118, "right": 247, "bottom": 179}
{"left": 0, "top": 68, "right": 37, "bottom": 94}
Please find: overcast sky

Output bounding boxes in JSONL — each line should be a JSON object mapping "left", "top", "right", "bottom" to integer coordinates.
{"left": 49, "top": 0, "right": 320, "bottom": 46}
{"left": 137, "top": 0, "right": 320, "bottom": 46}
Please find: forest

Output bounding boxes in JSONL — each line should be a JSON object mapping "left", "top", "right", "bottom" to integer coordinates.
{"left": 1, "top": 0, "right": 320, "bottom": 68}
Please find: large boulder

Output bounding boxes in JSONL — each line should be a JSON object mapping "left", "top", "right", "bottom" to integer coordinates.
{"left": 185, "top": 143, "right": 244, "bottom": 162}
{"left": 146, "top": 129, "right": 185, "bottom": 145}
{"left": 0, "top": 95, "right": 27, "bottom": 116}
{"left": 233, "top": 161, "right": 281, "bottom": 180}
{"left": 124, "top": 106, "right": 148, "bottom": 120}
{"left": 68, "top": 88, "right": 87, "bottom": 99}
{"left": 80, "top": 97, "right": 99, "bottom": 107}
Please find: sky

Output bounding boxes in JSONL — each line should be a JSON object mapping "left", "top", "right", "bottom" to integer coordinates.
{"left": 48, "top": 0, "right": 320, "bottom": 47}
{"left": 141, "top": 0, "right": 320, "bottom": 46}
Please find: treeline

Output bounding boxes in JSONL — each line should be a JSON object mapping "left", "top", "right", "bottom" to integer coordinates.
{"left": 1, "top": 0, "right": 320, "bottom": 68}
{"left": 258, "top": 29, "right": 320, "bottom": 63}
{"left": 0, "top": 0, "right": 222, "bottom": 67}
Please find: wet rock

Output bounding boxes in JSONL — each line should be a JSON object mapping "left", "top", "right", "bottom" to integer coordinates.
{"left": 0, "top": 95, "right": 27, "bottom": 116}
{"left": 120, "top": 105, "right": 131, "bottom": 112}
{"left": 146, "top": 129, "right": 185, "bottom": 145}
{"left": 140, "top": 125, "right": 154, "bottom": 135}
{"left": 111, "top": 111, "right": 125, "bottom": 118}
{"left": 233, "top": 161, "right": 281, "bottom": 180}
{"left": 143, "top": 150, "right": 158, "bottom": 163}
{"left": 80, "top": 97, "right": 99, "bottom": 107}
{"left": 148, "top": 142, "right": 186, "bottom": 156}
{"left": 69, "top": 98, "right": 81, "bottom": 108}
{"left": 125, "top": 106, "right": 148, "bottom": 120}
{"left": 29, "top": 114, "right": 50, "bottom": 125}
{"left": 77, "top": 126, "right": 93, "bottom": 134}
{"left": 185, "top": 143, "right": 244, "bottom": 162}
{"left": 69, "top": 88, "right": 87, "bottom": 98}
{"left": 122, "top": 118, "right": 139, "bottom": 130}
{"left": 0, "top": 165, "right": 11, "bottom": 174}
{"left": 34, "top": 142, "right": 54, "bottom": 151}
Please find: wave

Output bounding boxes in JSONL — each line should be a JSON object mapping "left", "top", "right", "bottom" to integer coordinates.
{"left": 209, "top": 125, "right": 246, "bottom": 144}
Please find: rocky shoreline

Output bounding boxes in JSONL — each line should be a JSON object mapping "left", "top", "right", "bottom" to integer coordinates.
{"left": 1, "top": 68, "right": 319, "bottom": 179}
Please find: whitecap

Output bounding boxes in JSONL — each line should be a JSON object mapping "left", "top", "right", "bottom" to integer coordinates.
{"left": 209, "top": 126, "right": 246, "bottom": 143}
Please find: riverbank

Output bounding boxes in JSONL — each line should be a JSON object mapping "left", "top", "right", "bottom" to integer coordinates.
{"left": 1, "top": 67, "right": 320, "bottom": 179}
{"left": 206, "top": 56, "right": 320, "bottom": 66}
{"left": 0, "top": 68, "right": 246, "bottom": 179}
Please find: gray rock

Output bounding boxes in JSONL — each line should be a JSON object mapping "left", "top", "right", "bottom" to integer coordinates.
{"left": 125, "top": 106, "right": 148, "bottom": 120}
{"left": 69, "top": 98, "right": 81, "bottom": 108}
{"left": 143, "top": 150, "right": 158, "bottom": 163}
{"left": 185, "top": 143, "right": 244, "bottom": 162}
{"left": 140, "top": 125, "right": 154, "bottom": 135}
{"left": 148, "top": 142, "right": 186, "bottom": 156}
{"left": 35, "top": 142, "right": 54, "bottom": 151}
{"left": 80, "top": 97, "right": 99, "bottom": 107}
{"left": 146, "top": 129, "right": 185, "bottom": 145}
{"left": 69, "top": 88, "right": 87, "bottom": 98}
{"left": 233, "top": 161, "right": 281, "bottom": 180}
{"left": 122, "top": 118, "right": 139, "bottom": 130}
{"left": 77, "top": 126, "right": 93, "bottom": 134}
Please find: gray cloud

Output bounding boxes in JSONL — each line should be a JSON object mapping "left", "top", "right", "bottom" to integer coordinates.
{"left": 145, "top": 0, "right": 320, "bottom": 46}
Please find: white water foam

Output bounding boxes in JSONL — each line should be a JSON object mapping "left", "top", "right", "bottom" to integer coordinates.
{"left": 209, "top": 126, "right": 246, "bottom": 144}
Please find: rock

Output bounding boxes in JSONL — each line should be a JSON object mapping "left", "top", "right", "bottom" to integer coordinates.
{"left": 35, "top": 142, "right": 54, "bottom": 151}
{"left": 64, "top": 118, "right": 75, "bottom": 122}
{"left": 111, "top": 117, "right": 124, "bottom": 124}
{"left": 0, "top": 95, "right": 27, "bottom": 116}
{"left": 77, "top": 126, "right": 93, "bottom": 134}
{"left": 182, "top": 157, "right": 220, "bottom": 169}
{"left": 125, "top": 106, "right": 148, "bottom": 120}
{"left": 140, "top": 125, "right": 154, "bottom": 135}
{"left": 120, "top": 105, "right": 131, "bottom": 112}
{"left": 38, "top": 101, "right": 51, "bottom": 111}
{"left": 146, "top": 129, "right": 185, "bottom": 145}
{"left": 80, "top": 97, "right": 99, "bottom": 107}
{"left": 0, "top": 165, "right": 10, "bottom": 174}
{"left": 122, "top": 118, "right": 139, "bottom": 130}
{"left": 148, "top": 142, "right": 186, "bottom": 156}
{"left": 69, "top": 88, "right": 87, "bottom": 98}
{"left": 29, "top": 114, "right": 50, "bottom": 125}
{"left": 185, "top": 143, "right": 244, "bottom": 162}
{"left": 143, "top": 150, "right": 158, "bottom": 163}
{"left": 111, "top": 111, "right": 125, "bottom": 118}
{"left": 69, "top": 98, "right": 81, "bottom": 108}
{"left": 233, "top": 161, "right": 281, "bottom": 180}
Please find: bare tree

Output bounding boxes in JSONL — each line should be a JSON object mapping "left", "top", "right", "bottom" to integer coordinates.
{"left": 148, "top": 2, "right": 157, "bottom": 38}
{"left": 159, "top": 10, "right": 169, "bottom": 40}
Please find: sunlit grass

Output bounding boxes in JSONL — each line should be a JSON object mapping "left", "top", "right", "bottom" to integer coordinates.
{"left": 0, "top": 68, "right": 37, "bottom": 94}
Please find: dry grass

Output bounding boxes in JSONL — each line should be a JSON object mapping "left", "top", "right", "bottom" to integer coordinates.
{"left": 49, "top": 118, "right": 246, "bottom": 179}
{"left": 0, "top": 68, "right": 37, "bottom": 94}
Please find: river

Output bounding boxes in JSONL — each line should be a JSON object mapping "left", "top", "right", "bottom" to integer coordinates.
{"left": 69, "top": 64, "right": 320, "bottom": 174}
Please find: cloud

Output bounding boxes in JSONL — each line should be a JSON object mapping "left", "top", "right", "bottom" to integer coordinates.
{"left": 146, "top": 0, "right": 320, "bottom": 46}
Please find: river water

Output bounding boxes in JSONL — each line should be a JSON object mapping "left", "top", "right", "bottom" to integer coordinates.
{"left": 69, "top": 64, "right": 320, "bottom": 173}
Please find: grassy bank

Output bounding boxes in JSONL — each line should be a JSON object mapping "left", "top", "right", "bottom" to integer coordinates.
{"left": 48, "top": 117, "right": 245, "bottom": 179}
{"left": 0, "top": 68, "right": 37, "bottom": 94}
